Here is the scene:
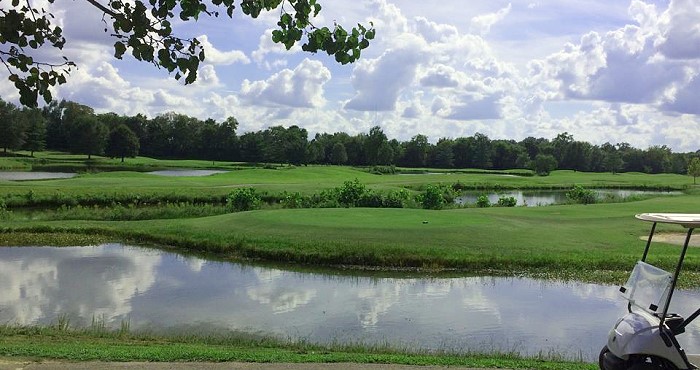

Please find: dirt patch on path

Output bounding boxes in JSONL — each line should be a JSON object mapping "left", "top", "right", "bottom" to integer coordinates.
{"left": 640, "top": 233, "right": 700, "bottom": 247}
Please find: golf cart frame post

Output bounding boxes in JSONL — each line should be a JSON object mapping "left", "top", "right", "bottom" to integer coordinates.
{"left": 636, "top": 214, "right": 700, "bottom": 333}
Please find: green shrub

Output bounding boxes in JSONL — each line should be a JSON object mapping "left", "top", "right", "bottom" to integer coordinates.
{"left": 532, "top": 154, "right": 557, "bottom": 176}
{"left": 17, "top": 202, "right": 227, "bottom": 221}
{"left": 280, "top": 191, "right": 305, "bottom": 209}
{"left": 358, "top": 191, "right": 384, "bottom": 208}
{"left": 307, "top": 189, "right": 340, "bottom": 208}
{"left": 418, "top": 185, "right": 445, "bottom": 210}
{"left": 0, "top": 199, "right": 11, "bottom": 220}
{"left": 337, "top": 179, "right": 366, "bottom": 207}
{"left": 384, "top": 189, "right": 410, "bottom": 208}
{"left": 226, "top": 188, "right": 261, "bottom": 212}
{"left": 497, "top": 196, "right": 517, "bottom": 207}
{"left": 25, "top": 190, "right": 35, "bottom": 203}
{"left": 2, "top": 190, "right": 227, "bottom": 208}
{"left": 417, "top": 184, "right": 457, "bottom": 210}
{"left": 566, "top": 185, "right": 597, "bottom": 204}
{"left": 476, "top": 195, "right": 491, "bottom": 208}
{"left": 440, "top": 185, "right": 458, "bottom": 204}
{"left": 368, "top": 165, "right": 397, "bottom": 175}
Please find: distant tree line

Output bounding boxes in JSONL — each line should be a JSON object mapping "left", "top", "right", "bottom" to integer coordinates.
{"left": 0, "top": 97, "right": 698, "bottom": 175}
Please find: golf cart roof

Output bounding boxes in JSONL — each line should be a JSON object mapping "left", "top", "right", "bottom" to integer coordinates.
{"left": 636, "top": 213, "right": 700, "bottom": 228}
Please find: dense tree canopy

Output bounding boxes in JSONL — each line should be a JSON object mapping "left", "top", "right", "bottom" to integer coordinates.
{"left": 0, "top": 0, "right": 375, "bottom": 106}
{"left": 401, "top": 134, "right": 429, "bottom": 168}
{"left": 0, "top": 99, "right": 24, "bottom": 153}
{"left": 0, "top": 97, "right": 699, "bottom": 178}
{"left": 329, "top": 142, "right": 347, "bottom": 165}
{"left": 532, "top": 154, "right": 557, "bottom": 176}
{"left": 689, "top": 158, "right": 700, "bottom": 185}
{"left": 105, "top": 124, "right": 140, "bottom": 162}
{"left": 68, "top": 114, "right": 109, "bottom": 159}
{"left": 22, "top": 107, "right": 46, "bottom": 156}
{"left": 430, "top": 138, "right": 455, "bottom": 169}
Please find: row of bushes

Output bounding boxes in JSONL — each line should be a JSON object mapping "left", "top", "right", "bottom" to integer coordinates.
{"left": 28, "top": 203, "right": 228, "bottom": 221}
{"left": 3, "top": 180, "right": 609, "bottom": 220}
{"left": 566, "top": 185, "right": 597, "bottom": 205}
{"left": 226, "top": 179, "right": 523, "bottom": 212}
{"left": 2, "top": 190, "right": 229, "bottom": 208}
{"left": 473, "top": 195, "right": 518, "bottom": 208}
{"left": 226, "top": 179, "right": 421, "bottom": 211}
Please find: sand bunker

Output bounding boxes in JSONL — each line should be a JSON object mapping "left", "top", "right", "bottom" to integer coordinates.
{"left": 640, "top": 233, "right": 700, "bottom": 247}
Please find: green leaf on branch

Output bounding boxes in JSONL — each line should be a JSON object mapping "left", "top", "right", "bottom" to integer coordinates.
{"left": 114, "top": 42, "right": 127, "bottom": 58}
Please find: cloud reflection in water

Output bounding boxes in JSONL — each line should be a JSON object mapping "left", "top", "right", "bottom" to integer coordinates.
{"left": 3, "top": 244, "right": 700, "bottom": 361}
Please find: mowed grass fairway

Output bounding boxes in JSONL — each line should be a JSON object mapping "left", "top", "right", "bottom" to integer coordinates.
{"left": 0, "top": 164, "right": 692, "bottom": 198}
{"left": 4, "top": 190, "right": 700, "bottom": 285}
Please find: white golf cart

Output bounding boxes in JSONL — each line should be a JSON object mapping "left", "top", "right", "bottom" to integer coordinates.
{"left": 600, "top": 213, "right": 700, "bottom": 370}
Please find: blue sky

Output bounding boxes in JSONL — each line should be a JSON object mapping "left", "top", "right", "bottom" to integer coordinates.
{"left": 2, "top": 0, "right": 699, "bottom": 152}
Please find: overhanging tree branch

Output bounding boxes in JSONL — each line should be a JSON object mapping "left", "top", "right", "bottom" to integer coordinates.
{"left": 1, "top": 0, "right": 375, "bottom": 107}
{"left": 84, "top": 0, "right": 119, "bottom": 18}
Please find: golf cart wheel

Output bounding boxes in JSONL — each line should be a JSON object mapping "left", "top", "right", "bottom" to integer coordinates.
{"left": 627, "top": 356, "right": 679, "bottom": 370}
{"left": 628, "top": 364, "right": 669, "bottom": 370}
{"left": 600, "top": 345, "right": 626, "bottom": 370}
{"left": 599, "top": 346, "right": 610, "bottom": 369}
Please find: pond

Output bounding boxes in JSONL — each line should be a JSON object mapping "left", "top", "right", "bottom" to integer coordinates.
{"left": 455, "top": 189, "right": 681, "bottom": 207}
{"left": 3, "top": 244, "right": 700, "bottom": 361}
{"left": 0, "top": 171, "right": 76, "bottom": 181}
{"left": 147, "top": 169, "right": 228, "bottom": 177}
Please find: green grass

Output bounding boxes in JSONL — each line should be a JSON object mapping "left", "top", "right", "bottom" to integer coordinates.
{"left": 0, "top": 232, "right": 110, "bottom": 246}
{"left": 4, "top": 192, "right": 700, "bottom": 286}
{"left": 1, "top": 165, "right": 693, "bottom": 202}
{"left": 2, "top": 151, "right": 694, "bottom": 195}
{"left": 0, "top": 326, "right": 595, "bottom": 369}
{"left": 13, "top": 203, "right": 228, "bottom": 221}
{"left": 8, "top": 150, "right": 249, "bottom": 169}
{"left": 0, "top": 157, "right": 31, "bottom": 170}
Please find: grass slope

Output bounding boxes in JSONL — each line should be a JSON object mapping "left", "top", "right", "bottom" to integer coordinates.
{"left": 4, "top": 193, "right": 700, "bottom": 285}
{"left": 0, "top": 327, "right": 595, "bottom": 369}
{"left": 1, "top": 162, "right": 693, "bottom": 198}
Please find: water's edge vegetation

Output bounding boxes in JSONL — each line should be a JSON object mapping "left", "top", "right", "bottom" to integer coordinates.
{"left": 0, "top": 325, "right": 596, "bottom": 369}
{"left": 3, "top": 188, "right": 700, "bottom": 287}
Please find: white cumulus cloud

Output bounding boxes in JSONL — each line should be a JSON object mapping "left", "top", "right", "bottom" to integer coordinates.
{"left": 344, "top": 34, "right": 428, "bottom": 111}
{"left": 197, "top": 35, "right": 250, "bottom": 65}
{"left": 240, "top": 59, "right": 331, "bottom": 108}
{"left": 469, "top": 3, "right": 512, "bottom": 36}
{"left": 656, "top": 0, "right": 700, "bottom": 60}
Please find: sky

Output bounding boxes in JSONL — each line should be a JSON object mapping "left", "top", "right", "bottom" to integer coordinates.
{"left": 2, "top": 0, "right": 700, "bottom": 152}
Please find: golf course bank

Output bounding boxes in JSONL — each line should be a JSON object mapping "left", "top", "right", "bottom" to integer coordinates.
{"left": 3, "top": 190, "right": 700, "bottom": 286}
{"left": 2, "top": 160, "right": 700, "bottom": 369}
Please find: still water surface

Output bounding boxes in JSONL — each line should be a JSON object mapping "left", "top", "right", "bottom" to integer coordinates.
{"left": 455, "top": 189, "right": 681, "bottom": 207}
{"left": 3, "top": 244, "right": 700, "bottom": 360}
{"left": 0, "top": 172, "right": 76, "bottom": 181}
